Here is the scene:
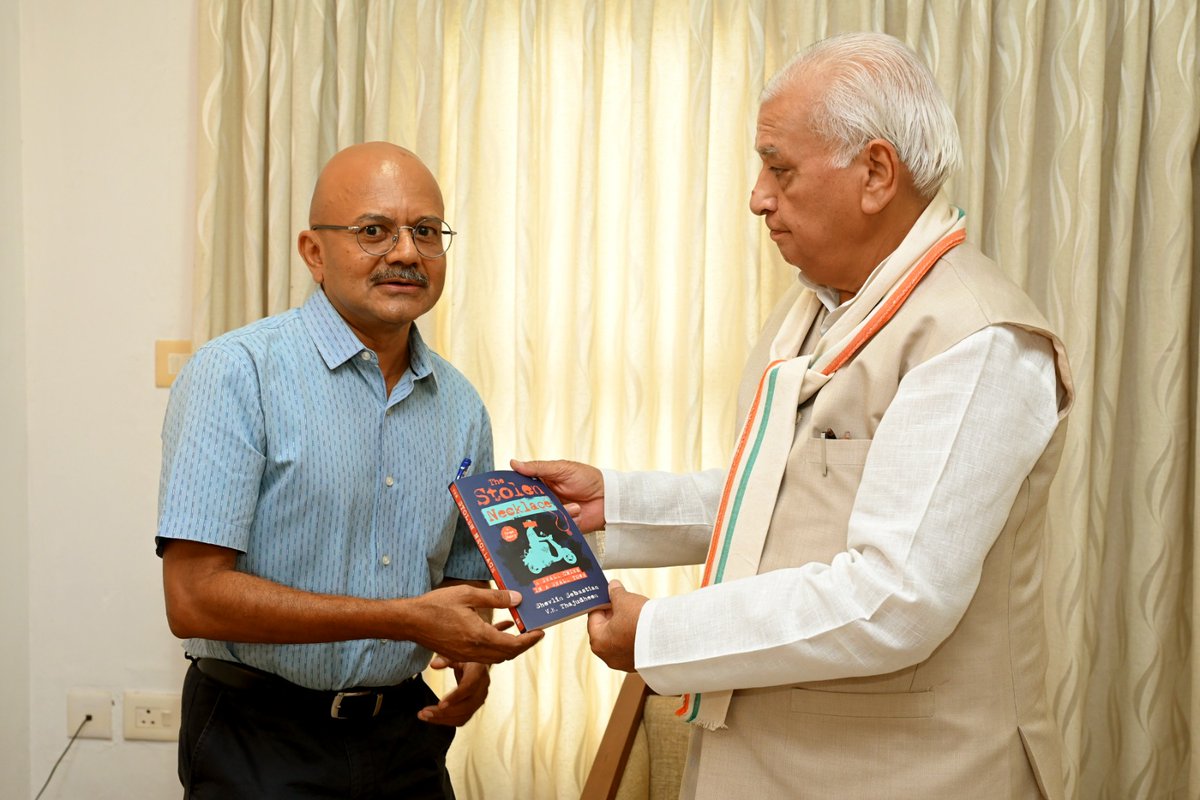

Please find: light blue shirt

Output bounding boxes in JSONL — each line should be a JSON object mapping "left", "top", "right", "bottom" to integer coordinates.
{"left": 157, "top": 289, "right": 493, "bottom": 689}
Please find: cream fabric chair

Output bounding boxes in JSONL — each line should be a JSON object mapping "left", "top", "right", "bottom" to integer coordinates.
{"left": 582, "top": 674, "right": 689, "bottom": 800}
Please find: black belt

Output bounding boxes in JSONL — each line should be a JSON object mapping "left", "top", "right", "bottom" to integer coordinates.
{"left": 191, "top": 657, "right": 424, "bottom": 721}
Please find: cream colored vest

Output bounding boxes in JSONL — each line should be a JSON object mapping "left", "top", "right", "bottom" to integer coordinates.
{"left": 683, "top": 243, "right": 1074, "bottom": 800}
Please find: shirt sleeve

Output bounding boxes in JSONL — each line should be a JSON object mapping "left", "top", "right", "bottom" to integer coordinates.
{"left": 631, "top": 325, "right": 1061, "bottom": 695}
{"left": 156, "top": 344, "right": 266, "bottom": 556}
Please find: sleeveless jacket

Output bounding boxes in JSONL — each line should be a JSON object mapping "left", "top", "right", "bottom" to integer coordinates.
{"left": 683, "top": 242, "right": 1074, "bottom": 799}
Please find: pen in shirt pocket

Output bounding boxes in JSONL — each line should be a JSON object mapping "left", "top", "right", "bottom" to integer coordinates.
{"left": 455, "top": 458, "right": 472, "bottom": 480}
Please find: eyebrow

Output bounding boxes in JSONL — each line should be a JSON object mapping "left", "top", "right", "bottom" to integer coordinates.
{"left": 353, "top": 213, "right": 396, "bottom": 225}
{"left": 353, "top": 212, "right": 443, "bottom": 225}
{"left": 756, "top": 145, "right": 780, "bottom": 159}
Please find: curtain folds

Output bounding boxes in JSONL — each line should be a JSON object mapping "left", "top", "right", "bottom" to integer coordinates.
{"left": 194, "top": 2, "right": 1200, "bottom": 797}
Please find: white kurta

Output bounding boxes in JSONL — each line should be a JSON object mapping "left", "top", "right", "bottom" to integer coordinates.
{"left": 600, "top": 323, "right": 1060, "bottom": 696}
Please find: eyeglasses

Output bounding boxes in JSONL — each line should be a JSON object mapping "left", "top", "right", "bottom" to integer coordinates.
{"left": 310, "top": 216, "right": 457, "bottom": 259}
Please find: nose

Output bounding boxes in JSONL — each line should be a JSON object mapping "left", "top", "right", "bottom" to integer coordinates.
{"left": 385, "top": 227, "right": 421, "bottom": 265}
{"left": 749, "top": 168, "right": 776, "bottom": 216}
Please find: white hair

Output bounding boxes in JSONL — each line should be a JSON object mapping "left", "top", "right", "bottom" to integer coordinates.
{"left": 762, "top": 32, "right": 962, "bottom": 198}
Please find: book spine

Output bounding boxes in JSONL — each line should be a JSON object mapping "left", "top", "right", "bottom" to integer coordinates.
{"left": 449, "top": 483, "right": 527, "bottom": 633}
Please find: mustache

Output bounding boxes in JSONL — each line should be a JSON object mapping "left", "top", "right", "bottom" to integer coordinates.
{"left": 371, "top": 267, "right": 429, "bottom": 287}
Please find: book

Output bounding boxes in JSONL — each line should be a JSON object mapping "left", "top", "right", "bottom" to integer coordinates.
{"left": 449, "top": 469, "right": 611, "bottom": 631}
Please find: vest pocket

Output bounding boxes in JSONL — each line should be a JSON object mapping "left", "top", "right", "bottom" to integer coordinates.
{"left": 790, "top": 686, "right": 935, "bottom": 718}
{"left": 798, "top": 433, "right": 872, "bottom": 480}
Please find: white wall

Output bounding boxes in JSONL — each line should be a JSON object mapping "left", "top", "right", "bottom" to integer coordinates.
{"left": 19, "top": 1, "right": 197, "bottom": 797}
{"left": 2, "top": 0, "right": 32, "bottom": 796}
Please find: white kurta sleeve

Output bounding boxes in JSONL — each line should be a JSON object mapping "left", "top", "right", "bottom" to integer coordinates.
{"left": 630, "top": 325, "right": 1061, "bottom": 696}
{"left": 597, "top": 467, "right": 726, "bottom": 568}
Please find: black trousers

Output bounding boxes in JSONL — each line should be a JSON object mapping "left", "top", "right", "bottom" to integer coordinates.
{"left": 180, "top": 661, "right": 457, "bottom": 799}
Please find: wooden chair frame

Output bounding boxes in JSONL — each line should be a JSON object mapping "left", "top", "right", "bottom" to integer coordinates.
{"left": 580, "top": 672, "right": 653, "bottom": 800}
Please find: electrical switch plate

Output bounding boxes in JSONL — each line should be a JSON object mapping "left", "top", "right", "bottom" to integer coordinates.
{"left": 67, "top": 688, "right": 114, "bottom": 740}
{"left": 155, "top": 339, "right": 193, "bottom": 388}
{"left": 123, "top": 690, "right": 182, "bottom": 741}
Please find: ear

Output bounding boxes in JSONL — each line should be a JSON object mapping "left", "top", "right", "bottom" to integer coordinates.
{"left": 859, "top": 139, "right": 901, "bottom": 215}
{"left": 297, "top": 230, "right": 325, "bottom": 284}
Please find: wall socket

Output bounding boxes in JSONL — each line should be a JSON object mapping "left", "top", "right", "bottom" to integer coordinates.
{"left": 123, "top": 690, "right": 182, "bottom": 741}
{"left": 67, "top": 688, "right": 114, "bottom": 740}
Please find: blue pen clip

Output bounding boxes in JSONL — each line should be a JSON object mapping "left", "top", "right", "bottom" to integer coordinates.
{"left": 455, "top": 458, "right": 472, "bottom": 480}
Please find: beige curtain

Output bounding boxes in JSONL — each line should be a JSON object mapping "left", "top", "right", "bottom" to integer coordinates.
{"left": 194, "top": 1, "right": 1199, "bottom": 797}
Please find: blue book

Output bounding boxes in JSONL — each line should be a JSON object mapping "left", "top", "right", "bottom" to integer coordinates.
{"left": 449, "top": 469, "right": 611, "bottom": 631}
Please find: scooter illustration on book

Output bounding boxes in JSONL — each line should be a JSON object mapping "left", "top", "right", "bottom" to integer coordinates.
{"left": 521, "top": 518, "right": 578, "bottom": 574}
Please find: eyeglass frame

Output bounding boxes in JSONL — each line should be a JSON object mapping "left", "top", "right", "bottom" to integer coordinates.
{"left": 310, "top": 215, "right": 457, "bottom": 259}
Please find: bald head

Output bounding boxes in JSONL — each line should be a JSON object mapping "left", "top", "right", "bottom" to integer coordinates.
{"left": 308, "top": 142, "right": 444, "bottom": 225}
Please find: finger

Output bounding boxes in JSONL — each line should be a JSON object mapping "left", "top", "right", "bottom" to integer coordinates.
{"left": 492, "top": 619, "right": 515, "bottom": 632}
{"left": 463, "top": 629, "right": 544, "bottom": 664}
{"left": 454, "top": 662, "right": 488, "bottom": 690}
{"left": 418, "top": 677, "right": 485, "bottom": 725}
{"left": 586, "top": 607, "right": 612, "bottom": 640}
{"left": 510, "top": 458, "right": 570, "bottom": 482}
{"left": 509, "top": 458, "right": 538, "bottom": 477}
{"left": 504, "top": 629, "right": 544, "bottom": 655}
{"left": 429, "top": 654, "right": 463, "bottom": 671}
{"left": 421, "top": 707, "right": 472, "bottom": 727}
{"left": 608, "top": 579, "right": 625, "bottom": 598}
{"left": 469, "top": 588, "right": 524, "bottom": 609}
{"left": 434, "top": 683, "right": 468, "bottom": 708}
{"left": 563, "top": 502, "right": 582, "bottom": 517}
{"left": 418, "top": 701, "right": 471, "bottom": 725}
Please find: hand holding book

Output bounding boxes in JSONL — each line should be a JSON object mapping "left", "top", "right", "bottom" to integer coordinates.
{"left": 509, "top": 458, "right": 607, "bottom": 533}
{"left": 584, "top": 579, "right": 645, "bottom": 672}
{"left": 449, "top": 469, "right": 611, "bottom": 631}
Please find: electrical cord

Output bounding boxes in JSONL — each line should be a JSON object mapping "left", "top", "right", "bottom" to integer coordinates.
{"left": 34, "top": 713, "right": 91, "bottom": 800}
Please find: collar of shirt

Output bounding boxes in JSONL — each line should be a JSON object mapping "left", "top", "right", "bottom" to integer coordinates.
{"left": 298, "top": 287, "right": 438, "bottom": 388}
{"left": 796, "top": 254, "right": 892, "bottom": 335}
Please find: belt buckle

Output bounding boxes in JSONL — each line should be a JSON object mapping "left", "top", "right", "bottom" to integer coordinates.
{"left": 330, "top": 690, "right": 383, "bottom": 719}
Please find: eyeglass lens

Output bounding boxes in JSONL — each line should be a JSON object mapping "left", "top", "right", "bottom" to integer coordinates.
{"left": 357, "top": 218, "right": 451, "bottom": 257}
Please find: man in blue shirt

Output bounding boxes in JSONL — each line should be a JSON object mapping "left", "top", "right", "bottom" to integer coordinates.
{"left": 158, "top": 142, "right": 542, "bottom": 799}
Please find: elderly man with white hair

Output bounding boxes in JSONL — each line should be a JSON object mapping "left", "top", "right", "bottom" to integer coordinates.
{"left": 518, "top": 31, "right": 1073, "bottom": 799}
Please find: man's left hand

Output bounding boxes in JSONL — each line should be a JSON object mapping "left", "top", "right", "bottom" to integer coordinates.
{"left": 587, "top": 580, "right": 648, "bottom": 672}
{"left": 419, "top": 659, "right": 490, "bottom": 726}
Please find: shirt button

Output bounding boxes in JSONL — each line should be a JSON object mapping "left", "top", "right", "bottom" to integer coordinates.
{"left": 385, "top": 476, "right": 395, "bottom": 487}
{"left": 385, "top": 406, "right": 394, "bottom": 416}
{"left": 359, "top": 352, "right": 372, "bottom": 361}
{"left": 381, "top": 555, "right": 392, "bottom": 566}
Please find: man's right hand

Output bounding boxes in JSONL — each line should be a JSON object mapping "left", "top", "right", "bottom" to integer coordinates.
{"left": 162, "top": 539, "right": 543, "bottom": 662}
{"left": 509, "top": 458, "right": 606, "bottom": 532}
{"left": 404, "top": 585, "right": 543, "bottom": 664}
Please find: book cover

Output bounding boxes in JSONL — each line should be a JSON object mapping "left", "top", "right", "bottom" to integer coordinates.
{"left": 449, "top": 469, "right": 611, "bottom": 632}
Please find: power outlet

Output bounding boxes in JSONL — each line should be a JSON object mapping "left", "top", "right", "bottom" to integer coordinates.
{"left": 123, "top": 690, "right": 181, "bottom": 741}
{"left": 67, "top": 688, "right": 113, "bottom": 740}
